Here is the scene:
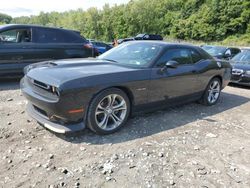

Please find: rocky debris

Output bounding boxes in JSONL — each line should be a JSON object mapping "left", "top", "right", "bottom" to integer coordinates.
{"left": 227, "top": 172, "right": 242, "bottom": 183}
{"left": 158, "top": 152, "right": 164, "bottom": 157}
{"left": 169, "top": 179, "right": 175, "bottom": 185}
{"left": 105, "top": 176, "right": 112, "bottom": 181}
{"left": 101, "top": 162, "right": 114, "bottom": 174}
{"left": 7, "top": 98, "right": 13, "bottom": 102}
{"left": 49, "top": 154, "right": 54, "bottom": 159}
{"left": 8, "top": 159, "right": 12, "bottom": 164}
{"left": 194, "top": 146, "right": 200, "bottom": 150}
{"left": 75, "top": 182, "right": 80, "bottom": 187}
{"left": 206, "top": 133, "right": 218, "bottom": 138}
{"left": 197, "top": 165, "right": 207, "bottom": 175}
{"left": 60, "top": 168, "right": 69, "bottom": 175}
{"left": 19, "top": 129, "right": 24, "bottom": 134}
{"left": 111, "top": 154, "right": 119, "bottom": 161}
{"left": 80, "top": 147, "right": 86, "bottom": 151}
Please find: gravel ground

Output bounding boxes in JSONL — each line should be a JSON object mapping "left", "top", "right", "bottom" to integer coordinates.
{"left": 0, "top": 81, "right": 250, "bottom": 188}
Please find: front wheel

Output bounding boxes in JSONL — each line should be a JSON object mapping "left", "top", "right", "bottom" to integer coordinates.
{"left": 200, "top": 78, "right": 221, "bottom": 106}
{"left": 87, "top": 88, "right": 130, "bottom": 135}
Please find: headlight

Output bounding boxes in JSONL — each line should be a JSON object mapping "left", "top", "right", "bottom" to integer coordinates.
{"left": 245, "top": 70, "right": 250, "bottom": 75}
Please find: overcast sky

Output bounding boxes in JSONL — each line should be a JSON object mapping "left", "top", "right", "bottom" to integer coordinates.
{"left": 0, "top": 0, "right": 130, "bottom": 17}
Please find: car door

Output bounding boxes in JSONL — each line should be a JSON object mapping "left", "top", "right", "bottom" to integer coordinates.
{"left": 149, "top": 47, "right": 202, "bottom": 104}
{"left": 0, "top": 27, "right": 34, "bottom": 76}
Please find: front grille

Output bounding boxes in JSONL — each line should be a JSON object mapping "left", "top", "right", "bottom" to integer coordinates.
{"left": 231, "top": 75, "right": 241, "bottom": 81}
{"left": 33, "top": 105, "right": 48, "bottom": 117}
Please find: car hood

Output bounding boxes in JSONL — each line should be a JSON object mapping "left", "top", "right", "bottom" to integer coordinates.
{"left": 231, "top": 61, "right": 250, "bottom": 70}
{"left": 26, "top": 58, "right": 138, "bottom": 87}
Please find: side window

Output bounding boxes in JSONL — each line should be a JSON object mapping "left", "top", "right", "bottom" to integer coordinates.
{"left": 0, "top": 29, "right": 31, "bottom": 43}
{"left": 34, "top": 28, "right": 65, "bottom": 43}
{"left": 157, "top": 48, "right": 193, "bottom": 67}
{"left": 191, "top": 50, "right": 203, "bottom": 63}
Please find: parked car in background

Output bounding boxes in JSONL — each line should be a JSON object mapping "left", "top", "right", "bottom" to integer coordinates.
{"left": 90, "top": 41, "right": 112, "bottom": 54}
{"left": 0, "top": 24, "right": 97, "bottom": 78}
{"left": 134, "top": 34, "right": 163, "bottom": 41}
{"left": 203, "top": 45, "right": 241, "bottom": 60}
{"left": 117, "top": 37, "right": 135, "bottom": 45}
{"left": 117, "top": 34, "right": 163, "bottom": 45}
{"left": 230, "top": 50, "right": 250, "bottom": 86}
{"left": 240, "top": 47, "right": 250, "bottom": 52}
{"left": 21, "top": 41, "right": 231, "bottom": 135}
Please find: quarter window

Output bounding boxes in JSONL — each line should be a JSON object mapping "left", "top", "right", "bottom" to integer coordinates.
{"left": 191, "top": 50, "right": 203, "bottom": 63}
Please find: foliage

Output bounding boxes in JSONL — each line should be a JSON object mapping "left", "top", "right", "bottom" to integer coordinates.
{"left": 0, "top": 13, "right": 12, "bottom": 24}
{"left": 5, "top": 0, "right": 250, "bottom": 45}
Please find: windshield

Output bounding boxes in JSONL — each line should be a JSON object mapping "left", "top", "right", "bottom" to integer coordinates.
{"left": 206, "top": 46, "right": 227, "bottom": 56}
{"left": 232, "top": 51, "right": 250, "bottom": 64}
{"left": 98, "top": 42, "right": 162, "bottom": 67}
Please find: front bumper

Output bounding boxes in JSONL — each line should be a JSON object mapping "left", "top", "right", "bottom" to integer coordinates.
{"left": 27, "top": 103, "right": 85, "bottom": 133}
{"left": 230, "top": 74, "right": 250, "bottom": 86}
{"left": 20, "top": 76, "right": 89, "bottom": 133}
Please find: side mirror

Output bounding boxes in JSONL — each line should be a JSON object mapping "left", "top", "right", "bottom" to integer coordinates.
{"left": 166, "top": 60, "right": 179, "bottom": 68}
{"left": 160, "top": 60, "right": 179, "bottom": 72}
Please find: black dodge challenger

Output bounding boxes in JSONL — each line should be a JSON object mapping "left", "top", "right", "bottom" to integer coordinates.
{"left": 21, "top": 41, "right": 232, "bottom": 135}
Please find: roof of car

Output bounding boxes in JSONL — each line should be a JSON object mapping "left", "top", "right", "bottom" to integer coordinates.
{"left": 0, "top": 24, "right": 79, "bottom": 33}
{"left": 124, "top": 40, "right": 199, "bottom": 49}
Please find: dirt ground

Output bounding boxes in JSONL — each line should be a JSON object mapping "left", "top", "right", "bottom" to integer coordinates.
{"left": 0, "top": 81, "right": 249, "bottom": 188}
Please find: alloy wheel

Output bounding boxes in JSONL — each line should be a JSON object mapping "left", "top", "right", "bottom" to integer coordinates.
{"left": 207, "top": 80, "right": 221, "bottom": 104}
{"left": 95, "top": 94, "right": 127, "bottom": 131}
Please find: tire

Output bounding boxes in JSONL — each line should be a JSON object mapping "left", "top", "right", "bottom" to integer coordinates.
{"left": 200, "top": 77, "right": 221, "bottom": 106}
{"left": 87, "top": 88, "right": 130, "bottom": 135}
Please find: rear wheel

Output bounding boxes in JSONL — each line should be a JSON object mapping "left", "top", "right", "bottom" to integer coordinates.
{"left": 200, "top": 77, "right": 221, "bottom": 106}
{"left": 87, "top": 88, "right": 130, "bottom": 135}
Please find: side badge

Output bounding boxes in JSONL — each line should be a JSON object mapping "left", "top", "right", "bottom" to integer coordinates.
{"left": 217, "top": 62, "right": 222, "bottom": 68}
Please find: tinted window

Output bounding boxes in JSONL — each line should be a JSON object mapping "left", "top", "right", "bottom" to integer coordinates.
{"left": 157, "top": 48, "right": 193, "bottom": 66}
{"left": 33, "top": 28, "right": 83, "bottom": 43}
{"left": 34, "top": 28, "right": 65, "bottom": 43}
{"left": 0, "top": 29, "right": 31, "bottom": 43}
